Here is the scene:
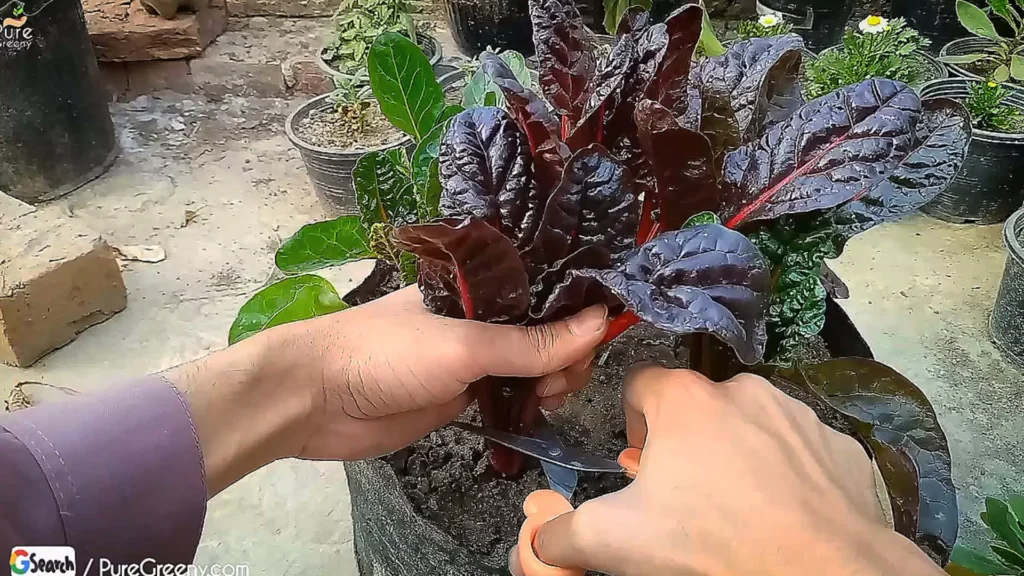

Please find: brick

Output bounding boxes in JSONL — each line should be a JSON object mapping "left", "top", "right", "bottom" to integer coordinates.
{"left": 84, "top": 0, "right": 228, "bottom": 62}
{"left": 282, "top": 57, "right": 332, "bottom": 95}
{"left": 0, "top": 196, "right": 127, "bottom": 367}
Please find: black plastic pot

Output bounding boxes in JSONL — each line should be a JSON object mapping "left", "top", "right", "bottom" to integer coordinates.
{"left": 756, "top": 0, "right": 857, "bottom": 52}
{"left": 807, "top": 46, "right": 948, "bottom": 90}
{"left": 443, "top": 0, "right": 535, "bottom": 57}
{"left": 940, "top": 37, "right": 1009, "bottom": 82}
{"left": 892, "top": 0, "right": 966, "bottom": 51}
{"left": 991, "top": 208, "right": 1024, "bottom": 366}
{"left": 919, "top": 78, "right": 1024, "bottom": 224}
{"left": 316, "top": 32, "right": 443, "bottom": 83}
{"left": 0, "top": 0, "right": 117, "bottom": 203}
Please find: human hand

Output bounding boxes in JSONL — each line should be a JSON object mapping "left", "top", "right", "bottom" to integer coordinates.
{"left": 167, "top": 285, "right": 607, "bottom": 496}
{"left": 509, "top": 365, "right": 944, "bottom": 576}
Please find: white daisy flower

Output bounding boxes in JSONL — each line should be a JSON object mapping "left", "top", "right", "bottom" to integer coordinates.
{"left": 758, "top": 13, "right": 781, "bottom": 27}
{"left": 859, "top": 15, "right": 889, "bottom": 34}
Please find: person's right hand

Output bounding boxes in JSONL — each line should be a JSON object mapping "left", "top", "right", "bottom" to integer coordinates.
{"left": 510, "top": 365, "right": 946, "bottom": 576}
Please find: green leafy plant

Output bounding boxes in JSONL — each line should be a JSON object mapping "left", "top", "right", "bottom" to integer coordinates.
{"left": 966, "top": 78, "right": 1024, "bottom": 132}
{"left": 230, "top": 33, "right": 460, "bottom": 344}
{"left": 603, "top": 0, "right": 651, "bottom": 34}
{"left": 737, "top": 12, "right": 794, "bottom": 40}
{"left": 941, "top": 0, "right": 1024, "bottom": 84}
{"left": 461, "top": 49, "right": 534, "bottom": 109}
{"left": 329, "top": 73, "right": 374, "bottom": 131}
{"left": 947, "top": 496, "right": 1024, "bottom": 575}
{"left": 321, "top": 0, "right": 416, "bottom": 77}
{"left": 805, "top": 17, "right": 931, "bottom": 99}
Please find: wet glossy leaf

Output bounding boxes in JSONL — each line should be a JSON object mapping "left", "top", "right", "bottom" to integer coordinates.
{"left": 634, "top": 99, "right": 720, "bottom": 230}
{"left": 438, "top": 108, "right": 533, "bottom": 243}
{"left": 615, "top": 4, "right": 651, "bottom": 36}
{"left": 576, "top": 224, "right": 771, "bottom": 363}
{"left": 530, "top": 244, "right": 615, "bottom": 320}
{"left": 228, "top": 275, "right": 347, "bottom": 344}
{"left": 602, "top": 22, "right": 669, "bottom": 146}
{"left": 530, "top": 0, "right": 597, "bottom": 120}
{"left": 354, "top": 151, "right": 418, "bottom": 226}
{"left": 275, "top": 216, "right": 373, "bottom": 274}
{"left": 949, "top": 547, "right": 1014, "bottom": 575}
{"left": 678, "top": 83, "right": 741, "bottom": 173}
{"left": 645, "top": 4, "right": 703, "bottom": 114}
{"left": 393, "top": 217, "right": 531, "bottom": 323}
{"left": 368, "top": 32, "right": 445, "bottom": 142}
{"left": 835, "top": 99, "right": 972, "bottom": 240}
{"left": 721, "top": 79, "right": 922, "bottom": 229}
{"left": 604, "top": 0, "right": 651, "bottom": 34}
{"left": 781, "top": 358, "right": 958, "bottom": 565}
{"left": 568, "top": 34, "right": 638, "bottom": 151}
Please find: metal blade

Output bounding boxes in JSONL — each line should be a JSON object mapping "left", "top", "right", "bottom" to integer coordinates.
{"left": 450, "top": 421, "right": 622, "bottom": 473}
{"left": 533, "top": 414, "right": 578, "bottom": 500}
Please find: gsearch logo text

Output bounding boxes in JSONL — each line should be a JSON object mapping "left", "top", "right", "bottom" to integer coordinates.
{"left": 9, "top": 548, "right": 76, "bottom": 576}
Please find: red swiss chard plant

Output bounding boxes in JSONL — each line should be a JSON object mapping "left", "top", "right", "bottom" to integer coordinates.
{"left": 393, "top": 0, "right": 970, "bottom": 566}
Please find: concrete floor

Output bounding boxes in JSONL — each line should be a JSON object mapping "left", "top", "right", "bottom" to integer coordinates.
{"left": 2, "top": 37, "right": 1024, "bottom": 575}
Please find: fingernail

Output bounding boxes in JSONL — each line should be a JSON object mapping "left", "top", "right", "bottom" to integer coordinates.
{"left": 569, "top": 305, "right": 608, "bottom": 335}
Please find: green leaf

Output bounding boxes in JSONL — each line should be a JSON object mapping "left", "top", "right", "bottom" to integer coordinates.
{"left": 996, "top": 63, "right": 1012, "bottom": 81}
{"left": 699, "top": 9, "right": 727, "bottom": 57}
{"left": 683, "top": 211, "right": 721, "bottom": 227}
{"left": 484, "top": 91, "right": 498, "bottom": 107}
{"left": 228, "top": 275, "right": 347, "bottom": 344}
{"left": 950, "top": 546, "right": 1015, "bottom": 575}
{"left": 939, "top": 53, "right": 993, "bottom": 64}
{"left": 1007, "top": 495, "right": 1024, "bottom": 527}
{"left": 990, "top": 0, "right": 1020, "bottom": 31}
{"left": 985, "top": 498, "right": 1024, "bottom": 555}
{"left": 275, "top": 216, "right": 374, "bottom": 274}
{"left": 400, "top": 251, "right": 418, "bottom": 285}
{"left": 957, "top": 0, "right": 1002, "bottom": 39}
{"left": 354, "top": 150, "right": 418, "bottom": 226}
{"left": 368, "top": 32, "right": 445, "bottom": 142}
{"left": 1012, "top": 54, "right": 1024, "bottom": 80}
{"left": 462, "top": 51, "right": 532, "bottom": 109}
{"left": 991, "top": 545, "right": 1024, "bottom": 569}
{"left": 411, "top": 116, "right": 454, "bottom": 219}
{"left": 604, "top": 0, "right": 651, "bottom": 34}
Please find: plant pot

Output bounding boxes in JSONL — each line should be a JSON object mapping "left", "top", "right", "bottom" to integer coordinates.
{"left": 0, "top": 0, "right": 117, "bottom": 204}
{"left": 939, "top": 37, "right": 1016, "bottom": 83}
{"left": 991, "top": 208, "right": 1024, "bottom": 366}
{"left": 806, "top": 46, "right": 948, "bottom": 90}
{"left": 892, "top": 0, "right": 966, "bottom": 51}
{"left": 756, "top": 0, "right": 857, "bottom": 52}
{"left": 316, "top": 32, "right": 443, "bottom": 84}
{"left": 442, "top": 0, "right": 535, "bottom": 58}
{"left": 919, "top": 78, "right": 1024, "bottom": 224}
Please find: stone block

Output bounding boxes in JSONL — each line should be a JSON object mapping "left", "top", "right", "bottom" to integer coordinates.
{"left": 85, "top": 0, "right": 228, "bottom": 62}
{"left": 283, "top": 57, "right": 332, "bottom": 95}
{"left": 225, "top": 0, "right": 333, "bottom": 17}
{"left": 0, "top": 196, "right": 127, "bottom": 367}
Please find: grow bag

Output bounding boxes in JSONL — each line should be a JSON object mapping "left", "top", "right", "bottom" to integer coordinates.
{"left": 919, "top": 78, "right": 1024, "bottom": 224}
{"left": 442, "top": 0, "right": 535, "bottom": 57}
{"left": 991, "top": 208, "right": 1024, "bottom": 366}
{"left": 891, "top": 0, "right": 965, "bottom": 50}
{"left": 756, "top": 0, "right": 856, "bottom": 52}
{"left": 0, "top": 0, "right": 117, "bottom": 203}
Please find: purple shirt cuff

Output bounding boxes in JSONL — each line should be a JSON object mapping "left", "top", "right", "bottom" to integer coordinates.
{"left": 0, "top": 377, "right": 206, "bottom": 564}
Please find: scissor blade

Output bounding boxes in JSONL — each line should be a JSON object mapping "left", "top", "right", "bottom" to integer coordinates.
{"left": 533, "top": 414, "right": 578, "bottom": 500}
{"left": 450, "top": 421, "right": 622, "bottom": 473}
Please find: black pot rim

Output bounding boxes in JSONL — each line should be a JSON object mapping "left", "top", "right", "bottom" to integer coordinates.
{"left": 317, "top": 31, "right": 443, "bottom": 78}
{"left": 939, "top": 37, "right": 1003, "bottom": 81}
{"left": 1004, "top": 208, "right": 1024, "bottom": 266}
{"left": 285, "top": 93, "right": 412, "bottom": 157}
{"left": 920, "top": 77, "right": 1024, "bottom": 140}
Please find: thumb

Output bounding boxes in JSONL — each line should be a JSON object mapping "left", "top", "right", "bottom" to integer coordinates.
{"left": 469, "top": 305, "right": 609, "bottom": 379}
{"left": 517, "top": 497, "right": 623, "bottom": 574}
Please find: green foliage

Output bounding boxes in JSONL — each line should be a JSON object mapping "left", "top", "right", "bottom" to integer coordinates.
{"left": 368, "top": 32, "right": 446, "bottom": 142}
{"left": 965, "top": 79, "right": 1024, "bottom": 132}
{"left": 949, "top": 495, "right": 1024, "bottom": 575}
{"left": 322, "top": 0, "right": 415, "bottom": 77}
{"left": 603, "top": 0, "right": 652, "bottom": 34}
{"left": 228, "top": 275, "right": 348, "bottom": 344}
{"left": 805, "top": 18, "right": 930, "bottom": 99}
{"left": 354, "top": 151, "right": 419, "bottom": 227}
{"left": 275, "top": 216, "right": 373, "bottom": 274}
{"left": 748, "top": 214, "right": 839, "bottom": 364}
{"left": 328, "top": 73, "right": 374, "bottom": 129}
{"left": 698, "top": 4, "right": 727, "bottom": 57}
{"left": 736, "top": 17, "right": 794, "bottom": 40}
{"left": 942, "top": 0, "right": 1024, "bottom": 84}
{"left": 13, "top": 3, "right": 24, "bottom": 16}
{"left": 462, "top": 49, "right": 534, "bottom": 109}
{"left": 683, "top": 211, "right": 721, "bottom": 227}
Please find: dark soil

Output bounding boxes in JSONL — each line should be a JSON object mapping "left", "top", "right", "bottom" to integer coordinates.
{"left": 386, "top": 324, "right": 683, "bottom": 567}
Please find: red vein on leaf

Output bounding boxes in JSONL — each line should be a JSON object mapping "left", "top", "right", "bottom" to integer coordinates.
{"left": 560, "top": 114, "right": 569, "bottom": 141}
{"left": 601, "top": 311, "right": 640, "bottom": 345}
{"left": 455, "top": 266, "right": 475, "bottom": 320}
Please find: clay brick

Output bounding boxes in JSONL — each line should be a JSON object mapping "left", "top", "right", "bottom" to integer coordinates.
{"left": 283, "top": 57, "right": 332, "bottom": 95}
{"left": 0, "top": 196, "right": 127, "bottom": 367}
{"left": 84, "top": 0, "right": 228, "bottom": 62}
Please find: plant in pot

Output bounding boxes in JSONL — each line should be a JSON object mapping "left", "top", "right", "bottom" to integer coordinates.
{"left": 947, "top": 495, "right": 1024, "bottom": 576}
{"left": 804, "top": 15, "right": 947, "bottom": 99}
{"left": 920, "top": 77, "right": 1024, "bottom": 223}
{"left": 940, "top": 0, "right": 1024, "bottom": 85}
{"left": 736, "top": 11, "right": 794, "bottom": 39}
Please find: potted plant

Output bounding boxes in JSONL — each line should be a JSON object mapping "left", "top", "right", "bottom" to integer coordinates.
{"left": 736, "top": 10, "right": 794, "bottom": 39}
{"left": 804, "top": 15, "right": 948, "bottom": 99}
{"left": 442, "top": 0, "right": 534, "bottom": 58}
{"left": 246, "top": 3, "right": 972, "bottom": 574}
{"left": 920, "top": 77, "right": 1024, "bottom": 223}
{"left": 991, "top": 208, "right": 1024, "bottom": 367}
{"left": 316, "top": 0, "right": 442, "bottom": 81}
{"left": 947, "top": 495, "right": 1024, "bottom": 575}
{"left": 940, "top": 0, "right": 1024, "bottom": 85}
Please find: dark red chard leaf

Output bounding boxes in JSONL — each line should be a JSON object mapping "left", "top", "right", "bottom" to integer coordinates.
{"left": 634, "top": 99, "right": 720, "bottom": 231}
{"left": 417, "top": 261, "right": 464, "bottom": 319}
{"left": 722, "top": 79, "right": 922, "bottom": 229}
{"left": 820, "top": 263, "right": 850, "bottom": 299}
{"left": 393, "top": 217, "right": 531, "bottom": 323}
{"left": 521, "top": 145, "right": 640, "bottom": 281}
{"left": 691, "top": 34, "right": 804, "bottom": 142}
{"left": 679, "top": 83, "right": 741, "bottom": 172}
{"left": 576, "top": 224, "right": 771, "bottom": 364}
{"left": 645, "top": 4, "right": 703, "bottom": 114}
{"left": 618, "top": 136, "right": 658, "bottom": 243}
{"left": 438, "top": 108, "right": 534, "bottom": 243}
{"left": 529, "top": 244, "right": 616, "bottom": 320}
{"left": 775, "top": 358, "right": 958, "bottom": 565}
{"left": 616, "top": 5, "right": 651, "bottom": 36}
{"left": 567, "top": 34, "right": 637, "bottom": 152}
{"left": 602, "top": 23, "right": 668, "bottom": 147}
{"left": 835, "top": 98, "right": 972, "bottom": 240}
{"left": 529, "top": 0, "right": 597, "bottom": 122}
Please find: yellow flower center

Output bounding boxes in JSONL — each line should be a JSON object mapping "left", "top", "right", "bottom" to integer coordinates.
{"left": 764, "top": 16, "right": 776, "bottom": 24}
{"left": 989, "top": 81, "right": 999, "bottom": 87}
{"left": 866, "top": 15, "right": 883, "bottom": 26}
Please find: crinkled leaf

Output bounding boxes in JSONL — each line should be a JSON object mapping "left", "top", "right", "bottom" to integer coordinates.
{"left": 275, "top": 216, "right": 374, "bottom": 274}
{"left": 368, "top": 32, "right": 445, "bottom": 142}
{"left": 413, "top": 117, "right": 458, "bottom": 220}
{"left": 393, "top": 217, "right": 531, "bottom": 323}
{"left": 438, "top": 108, "right": 533, "bottom": 243}
{"left": 779, "top": 358, "right": 958, "bottom": 565}
{"left": 835, "top": 98, "right": 972, "bottom": 240}
{"left": 602, "top": 22, "right": 669, "bottom": 146}
{"left": 645, "top": 4, "right": 703, "bottom": 114}
{"left": 530, "top": 0, "right": 597, "bottom": 120}
{"left": 530, "top": 244, "right": 615, "bottom": 320}
{"left": 521, "top": 145, "right": 639, "bottom": 280}
{"left": 949, "top": 546, "right": 1015, "bottom": 575}
{"left": 228, "top": 275, "right": 347, "bottom": 345}
{"left": 634, "top": 99, "right": 720, "bottom": 230}
{"left": 354, "top": 151, "right": 418, "bottom": 226}
{"left": 684, "top": 211, "right": 720, "bottom": 227}
{"left": 679, "top": 83, "right": 741, "bottom": 173}
{"left": 615, "top": 4, "right": 651, "bottom": 36}
{"left": 568, "top": 34, "right": 638, "bottom": 151}
{"left": 722, "top": 79, "right": 922, "bottom": 229}
{"left": 578, "top": 224, "right": 771, "bottom": 363}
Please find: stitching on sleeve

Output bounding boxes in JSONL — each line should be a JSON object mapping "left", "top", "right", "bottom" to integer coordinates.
{"left": 19, "top": 419, "right": 76, "bottom": 512}
{"left": 161, "top": 376, "right": 208, "bottom": 495}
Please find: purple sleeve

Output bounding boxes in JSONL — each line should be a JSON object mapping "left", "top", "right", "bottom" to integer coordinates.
{"left": 0, "top": 377, "right": 207, "bottom": 564}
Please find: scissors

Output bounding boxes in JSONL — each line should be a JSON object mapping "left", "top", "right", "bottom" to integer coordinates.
{"left": 449, "top": 419, "right": 643, "bottom": 576}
